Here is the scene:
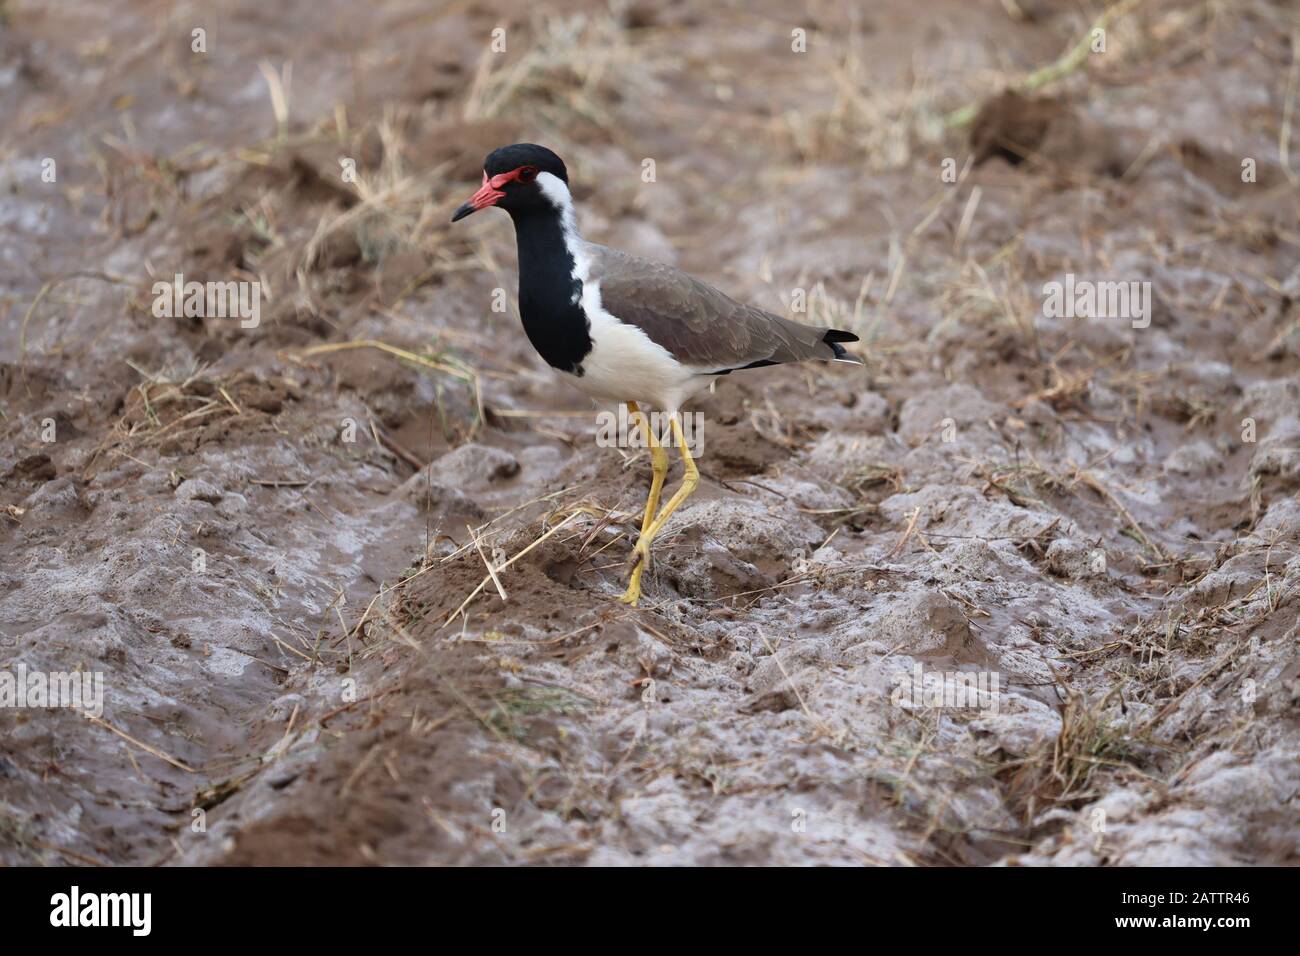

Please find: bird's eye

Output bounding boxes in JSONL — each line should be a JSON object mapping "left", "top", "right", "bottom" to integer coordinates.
{"left": 517, "top": 166, "right": 538, "bottom": 183}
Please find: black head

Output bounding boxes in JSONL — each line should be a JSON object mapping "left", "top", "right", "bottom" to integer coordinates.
{"left": 451, "top": 143, "right": 569, "bottom": 222}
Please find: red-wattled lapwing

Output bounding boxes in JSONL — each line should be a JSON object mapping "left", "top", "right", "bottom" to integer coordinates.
{"left": 451, "top": 143, "right": 862, "bottom": 605}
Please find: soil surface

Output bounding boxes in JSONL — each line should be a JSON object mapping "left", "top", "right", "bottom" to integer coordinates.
{"left": 2, "top": 0, "right": 1298, "bottom": 866}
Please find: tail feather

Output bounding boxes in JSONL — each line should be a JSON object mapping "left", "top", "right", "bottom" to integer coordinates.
{"left": 823, "top": 329, "right": 863, "bottom": 365}
{"left": 716, "top": 320, "right": 864, "bottom": 373}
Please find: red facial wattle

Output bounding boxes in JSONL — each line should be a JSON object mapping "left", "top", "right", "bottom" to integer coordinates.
{"left": 451, "top": 166, "right": 534, "bottom": 221}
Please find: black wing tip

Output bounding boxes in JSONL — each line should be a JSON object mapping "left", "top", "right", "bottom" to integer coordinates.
{"left": 823, "top": 329, "right": 864, "bottom": 364}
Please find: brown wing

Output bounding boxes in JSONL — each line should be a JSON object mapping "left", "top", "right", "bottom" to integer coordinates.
{"left": 587, "top": 244, "right": 857, "bottom": 371}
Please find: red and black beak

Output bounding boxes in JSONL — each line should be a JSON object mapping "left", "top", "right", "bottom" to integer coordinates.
{"left": 451, "top": 171, "right": 505, "bottom": 222}
{"left": 452, "top": 167, "right": 535, "bottom": 222}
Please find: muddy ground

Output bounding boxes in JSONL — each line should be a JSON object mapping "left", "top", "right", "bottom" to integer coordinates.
{"left": 1, "top": 0, "right": 1298, "bottom": 866}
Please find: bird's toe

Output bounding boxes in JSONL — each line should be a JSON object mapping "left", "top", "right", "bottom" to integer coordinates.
{"left": 625, "top": 538, "right": 652, "bottom": 574}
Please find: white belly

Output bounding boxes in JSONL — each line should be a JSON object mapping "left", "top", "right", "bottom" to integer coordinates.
{"left": 565, "top": 281, "right": 711, "bottom": 413}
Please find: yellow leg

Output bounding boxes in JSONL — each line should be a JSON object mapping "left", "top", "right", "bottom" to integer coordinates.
{"left": 626, "top": 401, "right": 669, "bottom": 537}
{"left": 619, "top": 414, "right": 699, "bottom": 606}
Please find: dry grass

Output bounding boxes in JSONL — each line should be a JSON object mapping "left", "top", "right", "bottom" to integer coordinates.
{"left": 946, "top": 0, "right": 1151, "bottom": 129}
{"left": 778, "top": 52, "right": 944, "bottom": 170}
{"left": 996, "top": 688, "right": 1144, "bottom": 828}
{"left": 463, "top": 11, "right": 665, "bottom": 131}
{"left": 83, "top": 364, "right": 243, "bottom": 479}
{"left": 934, "top": 249, "right": 1039, "bottom": 347}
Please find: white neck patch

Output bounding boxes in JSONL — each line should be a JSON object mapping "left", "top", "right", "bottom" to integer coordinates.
{"left": 537, "top": 170, "right": 588, "bottom": 282}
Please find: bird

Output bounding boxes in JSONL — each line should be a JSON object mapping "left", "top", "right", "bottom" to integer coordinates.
{"left": 451, "top": 143, "right": 862, "bottom": 606}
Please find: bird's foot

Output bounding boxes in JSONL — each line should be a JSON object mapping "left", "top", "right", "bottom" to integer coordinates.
{"left": 618, "top": 540, "right": 652, "bottom": 605}
{"left": 617, "top": 579, "right": 642, "bottom": 606}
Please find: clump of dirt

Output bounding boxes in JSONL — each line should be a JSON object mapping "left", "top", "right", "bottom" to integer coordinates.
{"left": 2, "top": 0, "right": 1297, "bottom": 866}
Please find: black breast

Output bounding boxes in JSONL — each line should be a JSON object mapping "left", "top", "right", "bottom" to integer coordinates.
{"left": 511, "top": 212, "right": 593, "bottom": 375}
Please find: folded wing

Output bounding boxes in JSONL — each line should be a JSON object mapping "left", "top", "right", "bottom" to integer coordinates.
{"left": 588, "top": 244, "right": 861, "bottom": 372}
